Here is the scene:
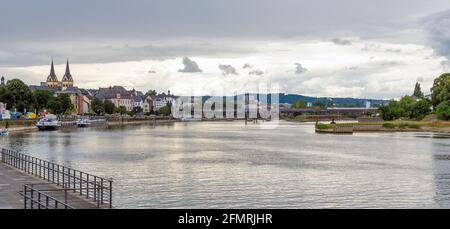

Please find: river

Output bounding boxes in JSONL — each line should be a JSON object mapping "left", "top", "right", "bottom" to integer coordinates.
{"left": 1, "top": 121, "right": 450, "bottom": 208}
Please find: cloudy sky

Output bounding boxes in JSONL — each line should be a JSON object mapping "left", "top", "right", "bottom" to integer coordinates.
{"left": 1, "top": 0, "right": 450, "bottom": 98}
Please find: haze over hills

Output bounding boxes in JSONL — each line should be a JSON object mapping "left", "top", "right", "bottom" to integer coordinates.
{"left": 198, "top": 93, "right": 389, "bottom": 107}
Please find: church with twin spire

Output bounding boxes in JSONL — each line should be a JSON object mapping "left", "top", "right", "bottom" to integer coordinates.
{"left": 44, "top": 59, "right": 74, "bottom": 89}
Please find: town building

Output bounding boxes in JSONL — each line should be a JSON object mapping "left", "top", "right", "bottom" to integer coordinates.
{"left": 95, "top": 86, "right": 133, "bottom": 111}
{"left": 143, "top": 97, "right": 154, "bottom": 113}
{"left": 152, "top": 91, "right": 176, "bottom": 111}
{"left": 54, "top": 87, "right": 92, "bottom": 115}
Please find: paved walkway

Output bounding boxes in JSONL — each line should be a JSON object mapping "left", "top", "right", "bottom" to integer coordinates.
{"left": 0, "top": 163, "right": 99, "bottom": 209}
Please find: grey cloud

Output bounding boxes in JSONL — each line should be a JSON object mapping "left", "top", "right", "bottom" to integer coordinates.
{"left": 331, "top": 38, "right": 352, "bottom": 46}
{"left": 1, "top": 1, "right": 448, "bottom": 44}
{"left": 249, "top": 69, "right": 264, "bottom": 75}
{"left": 218, "top": 64, "right": 238, "bottom": 75}
{"left": 178, "top": 57, "right": 202, "bottom": 73}
{"left": 0, "top": 41, "right": 257, "bottom": 67}
{"left": 148, "top": 69, "right": 157, "bottom": 74}
{"left": 0, "top": 1, "right": 449, "bottom": 67}
{"left": 416, "top": 76, "right": 425, "bottom": 82}
{"left": 423, "top": 9, "right": 450, "bottom": 60}
{"left": 242, "top": 64, "right": 253, "bottom": 69}
{"left": 295, "top": 63, "right": 308, "bottom": 74}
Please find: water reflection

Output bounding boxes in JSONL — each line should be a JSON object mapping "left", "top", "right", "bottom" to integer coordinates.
{"left": 0, "top": 121, "right": 449, "bottom": 208}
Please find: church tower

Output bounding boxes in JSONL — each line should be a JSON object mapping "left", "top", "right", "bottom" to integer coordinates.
{"left": 46, "top": 59, "right": 59, "bottom": 88}
{"left": 61, "top": 59, "right": 74, "bottom": 88}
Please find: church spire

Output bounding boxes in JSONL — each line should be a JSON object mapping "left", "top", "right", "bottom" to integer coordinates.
{"left": 61, "top": 58, "right": 74, "bottom": 88}
{"left": 49, "top": 58, "right": 56, "bottom": 78}
{"left": 64, "top": 59, "right": 71, "bottom": 77}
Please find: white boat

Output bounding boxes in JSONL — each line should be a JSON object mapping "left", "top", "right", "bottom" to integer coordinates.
{"left": 36, "top": 115, "right": 61, "bottom": 131}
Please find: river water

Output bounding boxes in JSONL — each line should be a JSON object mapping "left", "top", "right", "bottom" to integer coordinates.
{"left": 1, "top": 121, "right": 450, "bottom": 208}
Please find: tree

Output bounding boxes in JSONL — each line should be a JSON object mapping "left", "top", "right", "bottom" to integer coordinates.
{"left": 103, "top": 100, "right": 116, "bottom": 114}
{"left": 5, "top": 79, "right": 35, "bottom": 112}
{"left": 45, "top": 94, "right": 74, "bottom": 114}
{"left": 379, "top": 96, "right": 431, "bottom": 121}
{"left": 411, "top": 98, "right": 431, "bottom": 120}
{"left": 130, "top": 106, "right": 143, "bottom": 116}
{"left": 145, "top": 90, "right": 157, "bottom": 97}
{"left": 33, "top": 90, "right": 54, "bottom": 112}
{"left": 398, "top": 96, "right": 415, "bottom": 118}
{"left": 91, "top": 98, "right": 105, "bottom": 115}
{"left": 57, "top": 94, "right": 74, "bottom": 114}
{"left": 114, "top": 106, "right": 128, "bottom": 115}
{"left": 46, "top": 99, "right": 62, "bottom": 114}
{"left": 0, "top": 86, "right": 12, "bottom": 107}
{"left": 379, "top": 100, "right": 404, "bottom": 121}
{"left": 431, "top": 73, "right": 450, "bottom": 107}
{"left": 413, "top": 82, "right": 424, "bottom": 98}
{"left": 436, "top": 101, "right": 450, "bottom": 120}
{"left": 159, "top": 106, "right": 171, "bottom": 116}
{"left": 291, "top": 99, "right": 307, "bottom": 109}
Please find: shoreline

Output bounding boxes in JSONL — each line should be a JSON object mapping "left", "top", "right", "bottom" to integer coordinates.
{"left": 309, "top": 121, "right": 450, "bottom": 134}
{"left": 4, "top": 118, "right": 179, "bottom": 134}
{"left": 106, "top": 119, "right": 178, "bottom": 126}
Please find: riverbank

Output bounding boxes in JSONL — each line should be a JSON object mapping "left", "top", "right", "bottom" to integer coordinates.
{"left": 107, "top": 118, "right": 178, "bottom": 126}
{"left": 1, "top": 117, "right": 178, "bottom": 134}
{"left": 313, "top": 120, "right": 450, "bottom": 134}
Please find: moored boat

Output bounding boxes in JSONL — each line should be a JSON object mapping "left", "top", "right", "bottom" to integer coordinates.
{"left": 36, "top": 115, "right": 61, "bottom": 131}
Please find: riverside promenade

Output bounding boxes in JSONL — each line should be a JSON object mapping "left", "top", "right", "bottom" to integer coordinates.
{"left": 0, "top": 148, "right": 112, "bottom": 209}
{"left": 0, "top": 163, "right": 99, "bottom": 209}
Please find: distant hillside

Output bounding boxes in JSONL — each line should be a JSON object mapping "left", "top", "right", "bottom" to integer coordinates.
{"left": 200, "top": 93, "right": 390, "bottom": 108}
{"left": 278, "top": 93, "right": 389, "bottom": 107}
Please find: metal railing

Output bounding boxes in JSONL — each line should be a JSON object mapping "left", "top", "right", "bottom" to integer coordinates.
{"left": 19, "top": 184, "right": 75, "bottom": 209}
{"left": 1, "top": 148, "right": 113, "bottom": 208}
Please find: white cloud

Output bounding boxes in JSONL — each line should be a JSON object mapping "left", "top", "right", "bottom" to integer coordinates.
{"left": 2, "top": 39, "right": 443, "bottom": 99}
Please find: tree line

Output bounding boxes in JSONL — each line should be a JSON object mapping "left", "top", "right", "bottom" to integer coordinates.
{"left": 379, "top": 73, "right": 450, "bottom": 121}
{"left": 0, "top": 79, "right": 74, "bottom": 114}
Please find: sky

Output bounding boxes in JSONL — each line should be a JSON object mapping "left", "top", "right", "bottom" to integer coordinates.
{"left": 1, "top": 0, "right": 450, "bottom": 99}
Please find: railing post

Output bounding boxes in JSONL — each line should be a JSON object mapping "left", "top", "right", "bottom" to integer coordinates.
{"left": 24, "top": 185, "right": 27, "bottom": 209}
{"left": 62, "top": 167, "right": 65, "bottom": 188}
{"left": 64, "top": 188, "right": 68, "bottom": 204}
{"left": 101, "top": 178, "right": 104, "bottom": 205}
{"left": 46, "top": 161, "right": 49, "bottom": 181}
{"left": 93, "top": 177, "right": 97, "bottom": 201}
{"left": 79, "top": 171, "right": 82, "bottom": 195}
{"left": 52, "top": 163, "right": 55, "bottom": 184}
{"left": 86, "top": 174, "right": 90, "bottom": 198}
{"left": 38, "top": 192, "right": 41, "bottom": 209}
{"left": 56, "top": 165, "right": 59, "bottom": 186}
{"left": 30, "top": 188, "right": 34, "bottom": 209}
{"left": 109, "top": 179, "right": 113, "bottom": 208}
